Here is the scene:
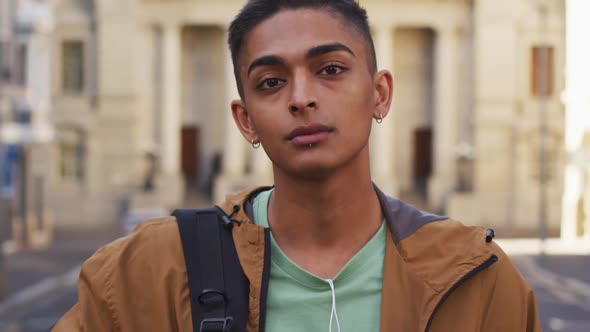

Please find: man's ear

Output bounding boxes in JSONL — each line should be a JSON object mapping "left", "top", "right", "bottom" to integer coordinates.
{"left": 372, "top": 70, "right": 394, "bottom": 120}
{"left": 231, "top": 99, "right": 258, "bottom": 143}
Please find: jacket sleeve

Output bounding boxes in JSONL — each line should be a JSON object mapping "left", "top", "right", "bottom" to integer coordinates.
{"left": 428, "top": 241, "right": 542, "bottom": 332}
{"left": 52, "top": 217, "right": 191, "bottom": 331}
{"left": 480, "top": 242, "right": 542, "bottom": 332}
{"left": 52, "top": 241, "right": 120, "bottom": 331}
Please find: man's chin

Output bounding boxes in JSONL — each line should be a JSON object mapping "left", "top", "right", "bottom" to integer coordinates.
{"left": 278, "top": 162, "right": 339, "bottom": 181}
{"left": 271, "top": 148, "right": 365, "bottom": 181}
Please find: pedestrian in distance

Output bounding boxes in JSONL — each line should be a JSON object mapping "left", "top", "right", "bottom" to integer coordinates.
{"left": 54, "top": 0, "right": 541, "bottom": 331}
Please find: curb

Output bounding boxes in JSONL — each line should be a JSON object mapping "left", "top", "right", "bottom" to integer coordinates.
{"left": 0, "top": 264, "right": 80, "bottom": 321}
{"left": 496, "top": 238, "right": 590, "bottom": 256}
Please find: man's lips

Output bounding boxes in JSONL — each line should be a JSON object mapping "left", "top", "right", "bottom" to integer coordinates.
{"left": 287, "top": 123, "right": 334, "bottom": 146}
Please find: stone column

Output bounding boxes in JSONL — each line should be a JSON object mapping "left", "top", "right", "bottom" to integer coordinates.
{"left": 214, "top": 31, "right": 250, "bottom": 202}
{"left": 222, "top": 33, "right": 247, "bottom": 178}
{"left": 428, "top": 26, "right": 460, "bottom": 211}
{"left": 161, "top": 23, "right": 181, "bottom": 175}
{"left": 561, "top": 164, "right": 582, "bottom": 240}
{"left": 561, "top": 0, "right": 590, "bottom": 240}
{"left": 159, "top": 23, "right": 183, "bottom": 205}
{"left": 370, "top": 25, "right": 398, "bottom": 196}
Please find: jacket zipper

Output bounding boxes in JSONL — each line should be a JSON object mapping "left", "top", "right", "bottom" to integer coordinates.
{"left": 424, "top": 254, "right": 498, "bottom": 332}
{"left": 259, "top": 228, "right": 272, "bottom": 332}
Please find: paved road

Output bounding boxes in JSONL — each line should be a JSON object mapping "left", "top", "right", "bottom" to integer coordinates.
{"left": 535, "top": 287, "right": 590, "bottom": 332}
{"left": 0, "top": 226, "right": 122, "bottom": 332}
{"left": 2, "top": 289, "right": 77, "bottom": 332}
{"left": 514, "top": 256, "right": 590, "bottom": 332}
{"left": 535, "top": 255, "right": 590, "bottom": 285}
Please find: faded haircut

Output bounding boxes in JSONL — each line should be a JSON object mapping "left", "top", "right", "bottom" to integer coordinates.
{"left": 228, "top": 0, "right": 377, "bottom": 99}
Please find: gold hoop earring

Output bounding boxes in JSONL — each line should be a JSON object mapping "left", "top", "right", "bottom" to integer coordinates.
{"left": 376, "top": 114, "right": 383, "bottom": 124}
{"left": 251, "top": 138, "right": 261, "bottom": 149}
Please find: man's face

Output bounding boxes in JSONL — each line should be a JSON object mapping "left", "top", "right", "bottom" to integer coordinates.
{"left": 232, "top": 8, "right": 391, "bottom": 179}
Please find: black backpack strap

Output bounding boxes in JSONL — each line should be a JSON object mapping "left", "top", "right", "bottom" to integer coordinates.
{"left": 173, "top": 207, "right": 249, "bottom": 332}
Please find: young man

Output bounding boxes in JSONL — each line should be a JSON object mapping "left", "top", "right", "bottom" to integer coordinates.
{"left": 54, "top": 0, "right": 540, "bottom": 331}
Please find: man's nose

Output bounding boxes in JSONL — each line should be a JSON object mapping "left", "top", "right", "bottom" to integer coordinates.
{"left": 288, "top": 73, "right": 317, "bottom": 113}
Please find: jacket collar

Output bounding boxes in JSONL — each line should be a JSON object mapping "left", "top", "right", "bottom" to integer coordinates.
{"left": 216, "top": 185, "right": 497, "bottom": 332}
{"left": 373, "top": 185, "right": 496, "bottom": 331}
{"left": 373, "top": 184, "right": 447, "bottom": 243}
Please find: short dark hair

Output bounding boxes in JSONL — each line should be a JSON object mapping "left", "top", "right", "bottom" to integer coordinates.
{"left": 228, "top": 0, "right": 377, "bottom": 99}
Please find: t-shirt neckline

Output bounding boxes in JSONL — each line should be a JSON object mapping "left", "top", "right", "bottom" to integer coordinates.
{"left": 252, "top": 188, "right": 386, "bottom": 289}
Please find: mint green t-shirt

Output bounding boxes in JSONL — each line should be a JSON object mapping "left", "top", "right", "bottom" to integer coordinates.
{"left": 252, "top": 189, "right": 385, "bottom": 332}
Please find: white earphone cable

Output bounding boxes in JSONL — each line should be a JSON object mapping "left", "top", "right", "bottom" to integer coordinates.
{"left": 326, "top": 279, "right": 341, "bottom": 332}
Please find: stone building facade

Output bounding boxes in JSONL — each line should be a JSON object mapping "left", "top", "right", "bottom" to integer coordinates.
{"left": 0, "top": 0, "right": 55, "bottom": 247}
{"left": 34, "top": 0, "right": 565, "bottom": 234}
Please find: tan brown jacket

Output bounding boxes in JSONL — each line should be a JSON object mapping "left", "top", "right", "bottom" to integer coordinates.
{"left": 54, "top": 186, "right": 541, "bottom": 331}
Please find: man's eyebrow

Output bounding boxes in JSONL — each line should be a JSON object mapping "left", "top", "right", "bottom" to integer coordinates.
{"left": 247, "top": 55, "right": 285, "bottom": 77}
{"left": 246, "top": 43, "right": 354, "bottom": 77}
{"left": 305, "top": 42, "right": 355, "bottom": 59}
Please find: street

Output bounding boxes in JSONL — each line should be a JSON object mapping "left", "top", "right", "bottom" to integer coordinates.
{"left": 0, "top": 289, "right": 76, "bottom": 332}
{"left": 0, "top": 238, "right": 589, "bottom": 331}
{"left": 0, "top": 226, "right": 122, "bottom": 332}
{"left": 514, "top": 256, "right": 590, "bottom": 331}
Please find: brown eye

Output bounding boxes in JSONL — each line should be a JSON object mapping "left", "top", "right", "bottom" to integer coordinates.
{"left": 257, "top": 78, "right": 285, "bottom": 90}
{"left": 265, "top": 79, "right": 280, "bottom": 87}
{"left": 319, "top": 65, "right": 347, "bottom": 76}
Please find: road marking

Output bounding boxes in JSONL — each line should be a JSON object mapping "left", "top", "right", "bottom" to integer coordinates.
{"left": 549, "top": 317, "right": 590, "bottom": 331}
{"left": 0, "top": 265, "right": 80, "bottom": 320}
{"left": 515, "top": 257, "right": 590, "bottom": 313}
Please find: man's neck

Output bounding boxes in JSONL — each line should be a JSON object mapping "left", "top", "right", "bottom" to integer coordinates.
{"left": 267, "top": 155, "right": 383, "bottom": 278}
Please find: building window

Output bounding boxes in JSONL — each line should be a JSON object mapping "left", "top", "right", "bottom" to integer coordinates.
{"left": 15, "top": 43, "right": 27, "bottom": 85}
{"left": 0, "top": 41, "right": 6, "bottom": 82}
{"left": 62, "top": 41, "right": 84, "bottom": 93}
{"left": 57, "top": 129, "right": 85, "bottom": 182}
{"left": 531, "top": 46, "right": 554, "bottom": 97}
